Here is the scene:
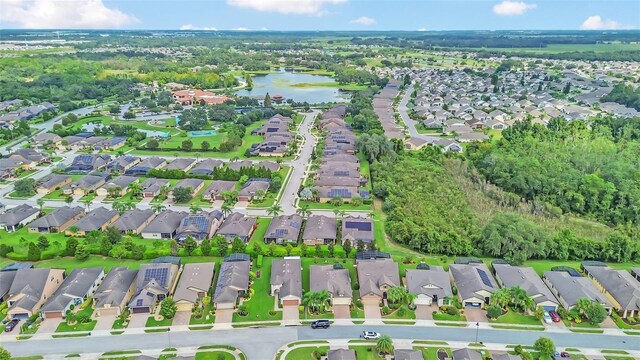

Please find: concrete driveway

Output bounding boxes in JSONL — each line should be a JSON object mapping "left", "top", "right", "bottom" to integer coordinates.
{"left": 93, "top": 314, "right": 116, "bottom": 331}
{"left": 172, "top": 311, "right": 192, "bottom": 326}
{"left": 416, "top": 304, "right": 435, "bottom": 320}
{"left": 464, "top": 308, "right": 488, "bottom": 323}
{"left": 333, "top": 305, "right": 351, "bottom": 319}
{"left": 128, "top": 313, "right": 148, "bottom": 328}
{"left": 362, "top": 299, "right": 381, "bottom": 319}
{"left": 282, "top": 305, "right": 300, "bottom": 323}
{"left": 215, "top": 309, "right": 234, "bottom": 324}
{"left": 37, "top": 318, "right": 61, "bottom": 334}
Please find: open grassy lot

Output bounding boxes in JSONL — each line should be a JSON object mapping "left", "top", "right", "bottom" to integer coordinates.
{"left": 285, "top": 346, "right": 330, "bottom": 360}
{"left": 232, "top": 256, "right": 282, "bottom": 322}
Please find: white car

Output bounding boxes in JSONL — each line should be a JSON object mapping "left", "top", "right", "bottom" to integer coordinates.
{"left": 361, "top": 331, "right": 381, "bottom": 340}
{"left": 543, "top": 312, "right": 553, "bottom": 324}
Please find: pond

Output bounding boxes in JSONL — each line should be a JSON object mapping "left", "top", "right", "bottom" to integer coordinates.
{"left": 234, "top": 68, "right": 351, "bottom": 104}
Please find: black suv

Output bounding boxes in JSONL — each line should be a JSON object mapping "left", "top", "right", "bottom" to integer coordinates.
{"left": 311, "top": 320, "right": 330, "bottom": 329}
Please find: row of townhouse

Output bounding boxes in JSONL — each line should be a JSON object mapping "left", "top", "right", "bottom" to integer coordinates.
{"left": 249, "top": 114, "right": 296, "bottom": 157}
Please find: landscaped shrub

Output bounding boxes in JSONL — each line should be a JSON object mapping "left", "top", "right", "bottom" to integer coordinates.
{"left": 446, "top": 306, "right": 459, "bottom": 316}
{"left": 268, "top": 310, "right": 277, "bottom": 316}
{"left": 381, "top": 306, "right": 391, "bottom": 315}
{"left": 397, "top": 307, "right": 406, "bottom": 317}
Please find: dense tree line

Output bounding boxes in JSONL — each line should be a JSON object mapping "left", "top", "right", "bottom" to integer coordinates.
{"left": 601, "top": 83, "right": 640, "bottom": 111}
{"left": 467, "top": 118, "right": 640, "bottom": 226}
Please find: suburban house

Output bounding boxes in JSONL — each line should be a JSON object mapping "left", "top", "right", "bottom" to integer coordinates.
{"left": 27, "top": 206, "right": 84, "bottom": 233}
{"left": 449, "top": 263, "right": 499, "bottom": 308}
{"left": 493, "top": 263, "right": 559, "bottom": 311}
{"left": 140, "top": 178, "right": 170, "bottom": 198}
{"left": 63, "top": 174, "right": 107, "bottom": 197}
{"left": 0, "top": 204, "right": 39, "bottom": 232}
{"left": 452, "top": 348, "right": 483, "bottom": 360}
{"left": 328, "top": 349, "right": 356, "bottom": 360}
{"left": 175, "top": 211, "right": 224, "bottom": 243}
{"left": 171, "top": 89, "right": 229, "bottom": 105}
{"left": 583, "top": 265, "right": 640, "bottom": 318}
{"left": 174, "top": 263, "right": 215, "bottom": 311}
{"left": 341, "top": 216, "right": 374, "bottom": 246}
{"left": 302, "top": 215, "right": 337, "bottom": 245}
{"left": 141, "top": 211, "right": 189, "bottom": 240}
{"left": 107, "top": 156, "right": 141, "bottom": 173}
{"left": 33, "top": 133, "right": 62, "bottom": 148}
{"left": 237, "top": 179, "right": 270, "bottom": 202}
{"left": 41, "top": 267, "right": 105, "bottom": 319}
{"left": 189, "top": 159, "right": 224, "bottom": 176}
{"left": 264, "top": 214, "right": 303, "bottom": 244}
{"left": 310, "top": 264, "right": 352, "bottom": 306}
{"left": 93, "top": 267, "right": 139, "bottom": 316}
{"left": 65, "top": 207, "right": 120, "bottom": 236}
{"left": 201, "top": 180, "right": 237, "bottom": 202}
{"left": 66, "top": 154, "right": 111, "bottom": 173}
{"left": 542, "top": 271, "right": 613, "bottom": 314}
{"left": 166, "top": 158, "right": 197, "bottom": 172}
{"left": 96, "top": 176, "right": 139, "bottom": 197}
{"left": 406, "top": 265, "right": 453, "bottom": 307}
{"left": 394, "top": 349, "right": 425, "bottom": 360}
{"left": 128, "top": 262, "right": 180, "bottom": 313}
{"left": 112, "top": 209, "right": 156, "bottom": 235}
{"left": 492, "top": 354, "right": 522, "bottom": 360}
{"left": 125, "top": 157, "right": 167, "bottom": 176}
{"left": 270, "top": 257, "right": 303, "bottom": 306}
{"left": 213, "top": 257, "right": 250, "bottom": 309}
{"left": 36, "top": 174, "right": 72, "bottom": 195}
{"left": 356, "top": 258, "right": 400, "bottom": 303}
{"left": 170, "top": 178, "right": 205, "bottom": 200}
{"left": 9, "top": 148, "right": 49, "bottom": 167}
{"left": 6, "top": 268, "right": 65, "bottom": 319}
{"left": 0, "top": 271, "right": 16, "bottom": 303}
{"left": 216, "top": 212, "right": 257, "bottom": 243}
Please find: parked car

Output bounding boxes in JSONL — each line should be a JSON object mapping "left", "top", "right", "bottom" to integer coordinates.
{"left": 549, "top": 310, "right": 561, "bottom": 323}
{"left": 4, "top": 319, "right": 19, "bottom": 332}
{"left": 361, "top": 331, "right": 381, "bottom": 340}
{"left": 543, "top": 312, "right": 553, "bottom": 324}
{"left": 560, "top": 352, "right": 570, "bottom": 358}
{"left": 311, "top": 320, "right": 330, "bottom": 329}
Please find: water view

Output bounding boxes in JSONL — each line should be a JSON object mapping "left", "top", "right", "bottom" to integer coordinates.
{"left": 234, "top": 68, "right": 351, "bottom": 104}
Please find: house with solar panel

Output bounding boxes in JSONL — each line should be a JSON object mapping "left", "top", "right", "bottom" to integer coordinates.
{"left": 214, "top": 255, "right": 250, "bottom": 310}
{"left": 202, "top": 180, "right": 237, "bottom": 202}
{"left": 189, "top": 159, "right": 224, "bottom": 176}
{"left": 341, "top": 216, "right": 374, "bottom": 246}
{"left": 264, "top": 214, "right": 303, "bottom": 244}
{"left": 65, "top": 154, "right": 111, "bottom": 173}
{"left": 302, "top": 215, "right": 337, "bottom": 245}
{"left": 107, "top": 155, "right": 141, "bottom": 174}
{"left": 128, "top": 262, "right": 179, "bottom": 313}
{"left": 175, "top": 211, "right": 224, "bottom": 243}
{"left": 216, "top": 212, "right": 257, "bottom": 243}
{"left": 141, "top": 210, "right": 189, "bottom": 240}
{"left": 449, "top": 262, "right": 499, "bottom": 308}
{"left": 125, "top": 156, "right": 167, "bottom": 176}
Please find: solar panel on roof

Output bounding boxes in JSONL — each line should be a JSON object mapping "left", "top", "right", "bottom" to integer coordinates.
{"left": 328, "top": 188, "right": 352, "bottom": 197}
{"left": 477, "top": 268, "right": 493, "bottom": 288}
{"left": 275, "top": 229, "right": 288, "bottom": 237}
{"left": 345, "top": 221, "right": 372, "bottom": 231}
{"left": 335, "top": 170, "right": 349, "bottom": 176}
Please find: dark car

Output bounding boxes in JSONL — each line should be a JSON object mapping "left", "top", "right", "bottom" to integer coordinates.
{"left": 4, "top": 319, "right": 19, "bottom": 333}
{"left": 311, "top": 320, "right": 330, "bottom": 329}
{"left": 560, "top": 352, "right": 570, "bottom": 358}
{"left": 548, "top": 310, "right": 561, "bottom": 323}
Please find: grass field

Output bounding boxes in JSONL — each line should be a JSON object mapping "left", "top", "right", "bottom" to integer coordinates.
{"left": 232, "top": 256, "right": 282, "bottom": 322}
{"left": 472, "top": 43, "right": 640, "bottom": 54}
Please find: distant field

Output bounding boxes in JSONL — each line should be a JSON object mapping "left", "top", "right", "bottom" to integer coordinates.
{"left": 473, "top": 43, "right": 640, "bottom": 54}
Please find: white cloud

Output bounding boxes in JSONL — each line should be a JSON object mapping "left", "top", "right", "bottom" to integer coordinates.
{"left": 417, "top": 28, "right": 428, "bottom": 32}
{"left": 180, "top": 24, "right": 218, "bottom": 31}
{"left": 227, "top": 0, "right": 346, "bottom": 15}
{"left": 580, "top": 15, "right": 621, "bottom": 30}
{"left": 350, "top": 16, "right": 376, "bottom": 25}
{"left": 232, "top": 27, "right": 250, "bottom": 31}
{"left": 492, "top": 1, "right": 536, "bottom": 16}
{"left": 1, "top": 0, "right": 138, "bottom": 29}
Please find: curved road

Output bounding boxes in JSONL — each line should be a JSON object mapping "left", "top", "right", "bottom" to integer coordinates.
{"left": 2, "top": 324, "right": 638, "bottom": 358}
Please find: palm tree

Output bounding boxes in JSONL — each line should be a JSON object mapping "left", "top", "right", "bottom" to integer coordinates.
{"left": 112, "top": 201, "right": 126, "bottom": 214}
{"left": 511, "top": 286, "right": 535, "bottom": 313}
{"left": 256, "top": 189, "right": 267, "bottom": 202}
{"left": 159, "top": 185, "right": 170, "bottom": 199}
{"left": 82, "top": 198, "right": 93, "bottom": 211}
{"left": 490, "top": 288, "right": 512, "bottom": 310}
{"left": 376, "top": 335, "right": 394, "bottom": 355}
{"left": 302, "top": 290, "right": 331, "bottom": 314}
{"left": 189, "top": 204, "right": 202, "bottom": 214}
{"left": 386, "top": 286, "right": 408, "bottom": 305}
{"left": 296, "top": 204, "right": 311, "bottom": 219}
{"left": 151, "top": 204, "right": 166, "bottom": 214}
{"left": 128, "top": 182, "right": 142, "bottom": 198}
{"left": 36, "top": 198, "right": 45, "bottom": 214}
{"left": 267, "top": 204, "right": 282, "bottom": 217}
{"left": 65, "top": 196, "right": 73, "bottom": 205}
{"left": 221, "top": 203, "right": 232, "bottom": 217}
{"left": 123, "top": 199, "right": 135, "bottom": 211}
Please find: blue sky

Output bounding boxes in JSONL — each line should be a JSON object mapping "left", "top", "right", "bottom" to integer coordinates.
{"left": 1, "top": 0, "right": 639, "bottom": 30}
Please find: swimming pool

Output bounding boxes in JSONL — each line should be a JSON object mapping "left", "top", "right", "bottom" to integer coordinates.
{"left": 188, "top": 130, "right": 217, "bottom": 137}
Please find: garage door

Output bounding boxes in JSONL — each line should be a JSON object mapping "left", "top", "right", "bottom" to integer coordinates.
{"left": 282, "top": 299, "right": 299, "bottom": 306}
{"left": 132, "top": 307, "right": 149, "bottom": 313}
{"left": 465, "top": 302, "right": 481, "bottom": 308}
{"left": 543, "top": 306, "right": 557, "bottom": 312}
{"left": 44, "top": 311, "right": 63, "bottom": 319}
{"left": 97, "top": 307, "right": 119, "bottom": 316}
{"left": 11, "top": 313, "right": 29, "bottom": 320}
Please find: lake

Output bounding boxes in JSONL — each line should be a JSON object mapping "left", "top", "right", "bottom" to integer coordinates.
{"left": 234, "top": 68, "right": 351, "bottom": 104}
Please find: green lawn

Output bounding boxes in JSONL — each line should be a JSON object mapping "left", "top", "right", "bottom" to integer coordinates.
{"left": 416, "top": 347, "right": 452, "bottom": 360}
{"left": 432, "top": 311, "right": 466, "bottom": 322}
{"left": 247, "top": 218, "right": 271, "bottom": 248}
{"left": 297, "top": 200, "right": 372, "bottom": 211}
{"left": 285, "top": 346, "right": 329, "bottom": 360}
{"left": 383, "top": 304, "right": 416, "bottom": 320}
{"left": 491, "top": 310, "right": 541, "bottom": 326}
{"left": 232, "top": 256, "right": 282, "bottom": 322}
{"left": 56, "top": 301, "right": 96, "bottom": 333}
{"left": 146, "top": 316, "right": 172, "bottom": 328}
{"left": 349, "top": 346, "right": 386, "bottom": 360}
{"left": 190, "top": 303, "right": 216, "bottom": 325}
{"left": 195, "top": 352, "right": 235, "bottom": 360}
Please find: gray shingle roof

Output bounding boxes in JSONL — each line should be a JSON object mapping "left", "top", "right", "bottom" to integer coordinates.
{"left": 142, "top": 210, "right": 188, "bottom": 234}
{"left": 271, "top": 258, "right": 302, "bottom": 299}
{"left": 202, "top": 180, "right": 236, "bottom": 198}
{"left": 73, "top": 207, "right": 119, "bottom": 232}
{"left": 214, "top": 260, "right": 250, "bottom": 305}
{"left": 342, "top": 216, "right": 374, "bottom": 243}
{"left": 101, "top": 175, "right": 138, "bottom": 190}
{"left": 42, "top": 267, "right": 104, "bottom": 312}
{"left": 303, "top": 215, "right": 337, "bottom": 241}
{"left": 453, "top": 348, "right": 483, "bottom": 360}
{"left": 8, "top": 268, "right": 59, "bottom": 313}
{"left": 0, "top": 271, "right": 17, "bottom": 298}
{"left": 93, "top": 267, "right": 138, "bottom": 309}
{"left": 356, "top": 259, "right": 400, "bottom": 298}
{"left": 328, "top": 349, "right": 356, "bottom": 360}
{"left": 28, "top": 206, "right": 84, "bottom": 229}
{"left": 583, "top": 266, "right": 640, "bottom": 311}
{"left": 216, "top": 212, "right": 256, "bottom": 240}
{"left": 166, "top": 158, "right": 196, "bottom": 171}
{"left": 406, "top": 266, "right": 452, "bottom": 300}
{"left": 394, "top": 349, "right": 425, "bottom": 360}
{"left": 265, "top": 214, "right": 303, "bottom": 242}
{"left": 310, "top": 265, "right": 352, "bottom": 299}
{"left": 494, "top": 264, "right": 558, "bottom": 307}
{"left": 36, "top": 174, "right": 71, "bottom": 190}
{"left": 174, "top": 263, "right": 215, "bottom": 304}
{"left": 112, "top": 209, "right": 156, "bottom": 232}
{"left": 0, "top": 204, "right": 38, "bottom": 227}
{"left": 449, "top": 263, "right": 498, "bottom": 301}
